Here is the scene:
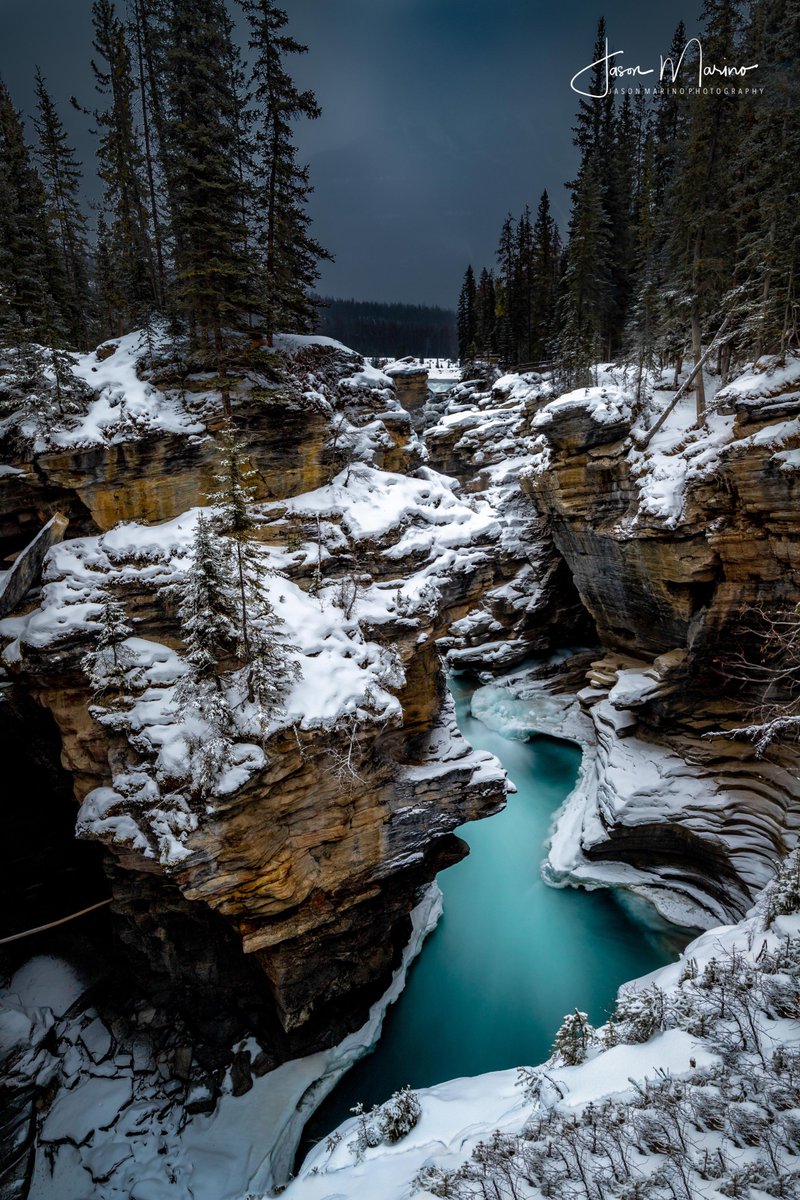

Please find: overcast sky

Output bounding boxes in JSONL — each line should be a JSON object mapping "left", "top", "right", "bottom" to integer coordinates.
{"left": 0, "top": 0, "right": 696, "bottom": 308}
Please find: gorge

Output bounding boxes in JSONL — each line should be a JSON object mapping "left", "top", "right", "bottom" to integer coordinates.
{"left": 1, "top": 334, "right": 799, "bottom": 1200}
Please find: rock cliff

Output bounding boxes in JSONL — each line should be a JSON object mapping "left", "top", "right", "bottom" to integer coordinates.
{"left": 515, "top": 361, "right": 800, "bottom": 924}
{"left": 1, "top": 333, "right": 517, "bottom": 1069}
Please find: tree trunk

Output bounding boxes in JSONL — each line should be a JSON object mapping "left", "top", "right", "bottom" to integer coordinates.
{"left": 134, "top": 0, "right": 166, "bottom": 307}
{"left": 692, "top": 305, "right": 706, "bottom": 423}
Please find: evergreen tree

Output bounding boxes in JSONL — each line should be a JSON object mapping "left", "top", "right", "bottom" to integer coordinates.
{"left": 625, "top": 131, "right": 660, "bottom": 402}
{"left": 494, "top": 213, "right": 518, "bottom": 364}
{"left": 242, "top": 0, "right": 331, "bottom": 341}
{"left": 130, "top": 0, "right": 167, "bottom": 307}
{"left": 456, "top": 265, "right": 477, "bottom": 361}
{"left": 82, "top": 594, "right": 136, "bottom": 700}
{"left": 653, "top": 21, "right": 689, "bottom": 209}
{"left": 530, "top": 190, "right": 559, "bottom": 363}
{"left": 515, "top": 204, "right": 534, "bottom": 363}
{"left": 0, "top": 81, "right": 63, "bottom": 343}
{"left": 664, "top": 0, "right": 744, "bottom": 417}
{"left": 553, "top": 1009, "right": 593, "bottom": 1066}
{"left": 557, "top": 154, "right": 613, "bottom": 384}
{"left": 246, "top": 606, "right": 299, "bottom": 726}
{"left": 32, "top": 71, "right": 92, "bottom": 348}
{"left": 91, "top": 0, "right": 158, "bottom": 338}
{"left": 209, "top": 425, "right": 266, "bottom": 664}
{"left": 566, "top": 18, "right": 628, "bottom": 361}
{"left": 728, "top": 0, "right": 800, "bottom": 359}
{"left": 172, "top": 514, "right": 239, "bottom": 796}
{"left": 474, "top": 267, "right": 496, "bottom": 360}
{"left": 160, "top": 0, "right": 252, "bottom": 357}
{"left": 176, "top": 513, "right": 237, "bottom": 677}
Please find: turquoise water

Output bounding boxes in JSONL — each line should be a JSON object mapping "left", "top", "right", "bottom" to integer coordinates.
{"left": 300, "top": 675, "right": 689, "bottom": 1154}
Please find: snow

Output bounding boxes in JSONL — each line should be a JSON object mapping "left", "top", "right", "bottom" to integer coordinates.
{"left": 8, "top": 955, "right": 89, "bottom": 1016}
{"left": 714, "top": 352, "right": 800, "bottom": 407}
{"left": 532, "top": 382, "right": 632, "bottom": 430}
{"left": 7, "top": 887, "right": 443, "bottom": 1200}
{"left": 284, "top": 1032, "right": 717, "bottom": 1200}
{"left": 62, "top": 331, "right": 205, "bottom": 448}
{"left": 285, "top": 463, "right": 497, "bottom": 548}
{"left": 41, "top": 1074, "right": 134, "bottom": 1143}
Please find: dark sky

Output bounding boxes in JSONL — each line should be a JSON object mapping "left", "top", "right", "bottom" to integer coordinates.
{"left": 0, "top": 0, "right": 696, "bottom": 308}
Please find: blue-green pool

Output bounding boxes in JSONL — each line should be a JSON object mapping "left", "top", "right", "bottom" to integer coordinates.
{"left": 300, "top": 675, "right": 689, "bottom": 1153}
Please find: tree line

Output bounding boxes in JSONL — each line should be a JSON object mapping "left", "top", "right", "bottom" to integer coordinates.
{"left": 316, "top": 297, "right": 457, "bottom": 360}
{"left": 458, "top": 0, "right": 800, "bottom": 410}
{"left": 0, "top": 0, "right": 330, "bottom": 367}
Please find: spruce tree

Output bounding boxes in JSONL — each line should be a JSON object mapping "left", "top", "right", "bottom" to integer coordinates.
{"left": 130, "top": 0, "right": 167, "bottom": 307}
{"left": 457, "top": 265, "right": 477, "bottom": 361}
{"left": 474, "top": 268, "right": 496, "bottom": 360}
{"left": 247, "top": 606, "right": 299, "bottom": 727}
{"left": 32, "top": 71, "right": 92, "bottom": 349}
{"left": 625, "top": 131, "right": 660, "bottom": 403}
{"left": 664, "top": 0, "right": 743, "bottom": 417}
{"left": 0, "top": 81, "right": 63, "bottom": 343}
{"left": 241, "top": 0, "right": 331, "bottom": 341}
{"left": 530, "top": 191, "right": 559, "bottom": 363}
{"left": 728, "top": 0, "right": 800, "bottom": 359}
{"left": 173, "top": 514, "right": 238, "bottom": 796}
{"left": 566, "top": 18, "right": 626, "bottom": 361}
{"left": 515, "top": 204, "right": 534, "bottom": 364}
{"left": 553, "top": 1009, "right": 593, "bottom": 1066}
{"left": 558, "top": 155, "right": 613, "bottom": 384}
{"left": 176, "top": 513, "right": 237, "bottom": 677}
{"left": 160, "top": 0, "right": 252, "bottom": 358}
{"left": 91, "top": 0, "right": 158, "bottom": 338}
{"left": 495, "top": 213, "right": 518, "bottom": 365}
{"left": 209, "top": 426, "right": 266, "bottom": 663}
{"left": 82, "top": 594, "right": 136, "bottom": 700}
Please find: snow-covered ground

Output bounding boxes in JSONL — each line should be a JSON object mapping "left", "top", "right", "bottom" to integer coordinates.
{"left": 0, "top": 888, "right": 444, "bottom": 1200}
{"left": 284, "top": 867, "right": 800, "bottom": 1200}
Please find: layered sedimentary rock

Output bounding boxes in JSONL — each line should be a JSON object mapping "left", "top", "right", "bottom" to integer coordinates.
{"left": 0, "top": 336, "right": 412, "bottom": 558}
{"left": 0, "top": 335, "right": 512, "bottom": 1066}
{"left": 516, "top": 362, "right": 800, "bottom": 923}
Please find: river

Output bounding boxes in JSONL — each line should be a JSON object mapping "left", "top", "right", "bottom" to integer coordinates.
{"left": 300, "top": 673, "right": 691, "bottom": 1156}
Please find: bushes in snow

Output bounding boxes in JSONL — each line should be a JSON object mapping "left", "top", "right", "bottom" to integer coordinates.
{"left": 552, "top": 1009, "right": 593, "bottom": 1065}
{"left": 413, "top": 912, "right": 800, "bottom": 1200}
{"left": 315, "top": 1088, "right": 423, "bottom": 1170}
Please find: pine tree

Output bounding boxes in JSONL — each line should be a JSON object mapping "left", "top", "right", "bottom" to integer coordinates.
{"left": 530, "top": 190, "right": 559, "bottom": 363}
{"left": 176, "top": 513, "right": 237, "bottom": 677}
{"left": 209, "top": 425, "right": 267, "bottom": 664}
{"left": 0, "top": 81, "right": 64, "bottom": 343}
{"left": 553, "top": 1009, "right": 593, "bottom": 1066}
{"left": 242, "top": 0, "right": 331, "bottom": 341}
{"left": 728, "top": 0, "right": 800, "bottom": 359}
{"left": 91, "top": 0, "right": 158, "bottom": 338}
{"left": 653, "top": 21, "right": 688, "bottom": 208}
{"left": 32, "top": 71, "right": 92, "bottom": 349}
{"left": 246, "top": 606, "right": 299, "bottom": 726}
{"left": 625, "top": 131, "right": 660, "bottom": 403}
{"left": 566, "top": 18, "right": 627, "bottom": 361}
{"left": 82, "top": 594, "right": 136, "bottom": 700}
{"left": 172, "top": 514, "right": 239, "bottom": 796}
{"left": 160, "top": 0, "right": 252, "bottom": 358}
{"left": 494, "top": 213, "right": 518, "bottom": 364}
{"left": 456, "top": 264, "right": 477, "bottom": 361}
{"left": 557, "top": 154, "right": 613, "bottom": 384}
{"left": 130, "top": 0, "right": 167, "bottom": 307}
{"left": 474, "top": 267, "right": 496, "bottom": 360}
{"left": 663, "top": 0, "right": 744, "bottom": 418}
{"left": 515, "top": 204, "right": 534, "bottom": 363}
